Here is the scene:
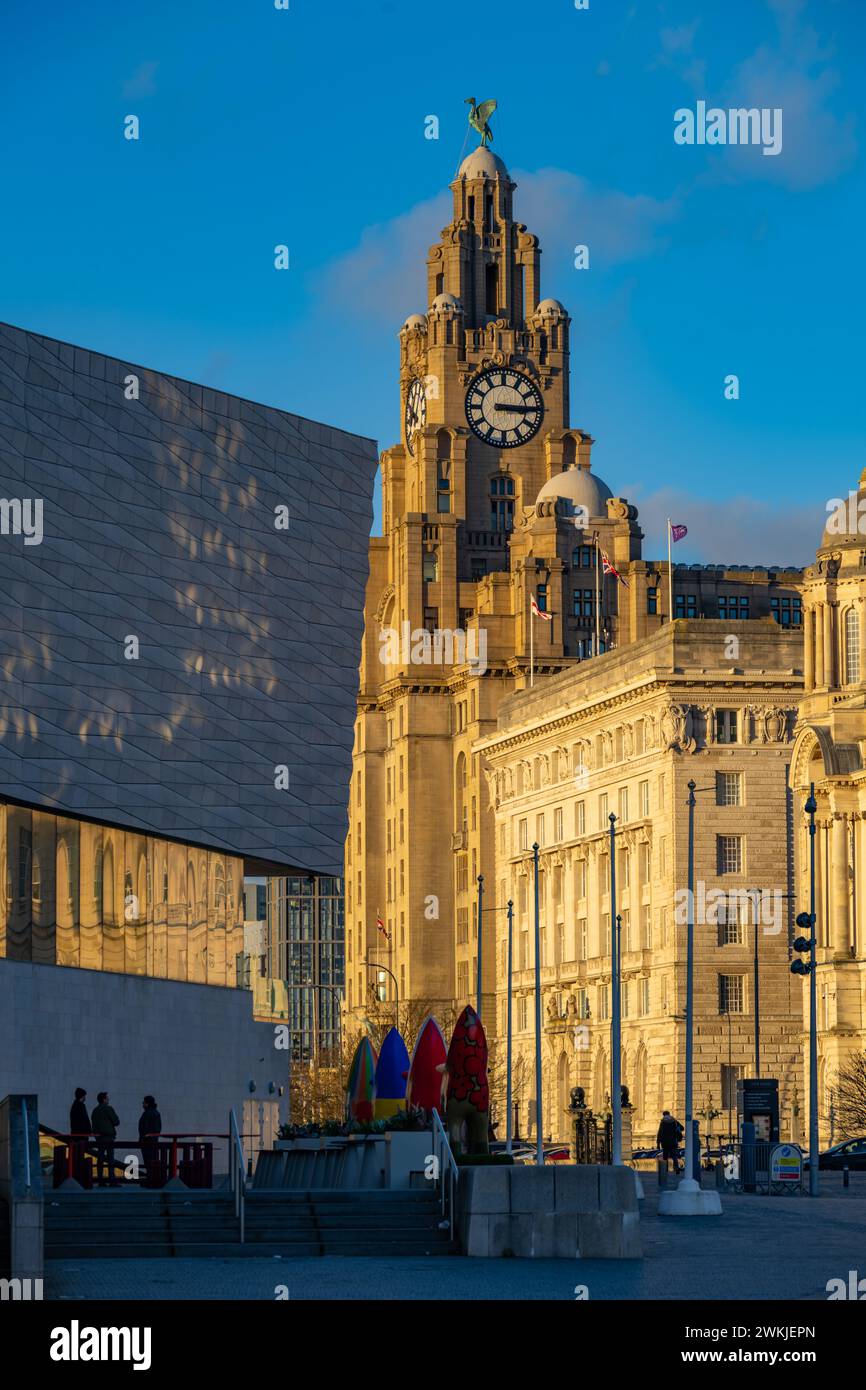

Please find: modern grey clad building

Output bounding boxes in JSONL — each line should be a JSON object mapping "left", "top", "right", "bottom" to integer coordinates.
{"left": 0, "top": 322, "right": 376, "bottom": 1139}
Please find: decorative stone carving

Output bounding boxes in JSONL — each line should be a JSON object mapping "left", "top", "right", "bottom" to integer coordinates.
{"left": 662, "top": 704, "right": 696, "bottom": 753}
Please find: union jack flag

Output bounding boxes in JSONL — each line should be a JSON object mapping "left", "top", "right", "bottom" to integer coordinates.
{"left": 601, "top": 551, "right": 629, "bottom": 587}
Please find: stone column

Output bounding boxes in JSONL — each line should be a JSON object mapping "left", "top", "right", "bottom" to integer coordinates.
{"left": 824, "top": 603, "right": 836, "bottom": 689}
{"left": 804, "top": 606, "right": 815, "bottom": 690}
{"left": 814, "top": 605, "right": 825, "bottom": 687}
{"left": 831, "top": 814, "right": 850, "bottom": 957}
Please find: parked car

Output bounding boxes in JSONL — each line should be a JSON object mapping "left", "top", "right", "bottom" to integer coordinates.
{"left": 804, "top": 1137, "right": 866, "bottom": 1171}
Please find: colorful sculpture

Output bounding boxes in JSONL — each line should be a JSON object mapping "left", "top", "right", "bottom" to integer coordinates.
{"left": 440, "top": 1005, "right": 489, "bottom": 1154}
{"left": 346, "top": 1036, "right": 377, "bottom": 1122}
{"left": 374, "top": 1027, "right": 410, "bottom": 1118}
{"left": 405, "top": 1016, "right": 448, "bottom": 1116}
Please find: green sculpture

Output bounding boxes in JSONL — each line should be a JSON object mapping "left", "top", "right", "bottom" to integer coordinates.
{"left": 465, "top": 97, "right": 497, "bottom": 148}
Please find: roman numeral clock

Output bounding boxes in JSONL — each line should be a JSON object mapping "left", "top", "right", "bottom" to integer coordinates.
{"left": 464, "top": 368, "right": 544, "bottom": 448}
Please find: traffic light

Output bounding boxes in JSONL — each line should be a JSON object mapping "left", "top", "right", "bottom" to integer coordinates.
{"left": 791, "top": 911, "right": 814, "bottom": 976}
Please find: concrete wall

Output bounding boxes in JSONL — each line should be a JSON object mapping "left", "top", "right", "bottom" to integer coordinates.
{"left": 0, "top": 959, "right": 288, "bottom": 1171}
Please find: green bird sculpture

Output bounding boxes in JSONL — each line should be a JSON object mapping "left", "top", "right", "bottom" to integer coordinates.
{"left": 465, "top": 97, "right": 497, "bottom": 147}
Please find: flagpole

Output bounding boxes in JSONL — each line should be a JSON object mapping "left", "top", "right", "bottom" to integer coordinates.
{"left": 594, "top": 536, "right": 601, "bottom": 657}
{"left": 667, "top": 518, "right": 673, "bottom": 625}
{"left": 529, "top": 589, "right": 534, "bottom": 688}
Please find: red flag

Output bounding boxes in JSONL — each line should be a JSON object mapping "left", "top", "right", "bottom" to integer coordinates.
{"left": 601, "top": 551, "right": 629, "bottom": 587}
{"left": 531, "top": 596, "right": 553, "bottom": 621}
{"left": 670, "top": 523, "right": 688, "bottom": 543}
{"left": 376, "top": 911, "right": 390, "bottom": 942}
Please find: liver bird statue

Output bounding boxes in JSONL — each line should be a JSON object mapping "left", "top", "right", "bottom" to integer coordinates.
{"left": 465, "top": 97, "right": 497, "bottom": 147}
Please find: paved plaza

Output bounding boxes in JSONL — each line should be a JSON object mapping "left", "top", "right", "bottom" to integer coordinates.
{"left": 45, "top": 1173, "right": 866, "bottom": 1302}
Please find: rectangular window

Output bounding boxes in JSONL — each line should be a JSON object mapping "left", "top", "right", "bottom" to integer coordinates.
{"left": 719, "top": 974, "right": 745, "bottom": 1015}
{"left": 518, "top": 995, "right": 528, "bottom": 1031}
{"left": 619, "top": 787, "right": 629, "bottom": 824}
{"left": 599, "top": 793, "right": 608, "bottom": 831}
{"left": 518, "top": 819, "right": 528, "bottom": 851}
{"left": 675, "top": 594, "right": 698, "bottom": 618}
{"left": 535, "top": 813, "right": 545, "bottom": 847}
{"left": 457, "top": 961, "right": 470, "bottom": 999}
{"left": 718, "top": 893, "right": 745, "bottom": 945}
{"left": 554, "top": 806, "right": 563, "bottom": 841}
{"left": 641, "top": 902, "right": 651, "bottom": 948}
{"left": 598, "top": 984, "right": 609, "bottom": 1021}
{"left": 717, "top": 771, "right": 742, "bottom": 806}
{"left": 717, "top": 835, "right": 743, "bottom": 875}
{"left": 639, "top": 780, "right": 650, "bottom": 817}
{"left": 647, "top": 587, "right": 658, "bottom": 615}
{"left": 715, "top": 710, "right": 739, "bottom": 744}
{"left": 575, "top": 859, "right": 587, "bottom": 900}
{"left": 577, "top": 918, "right": 587, "bottom": 960}
{"left": 576, "top": 800, "right": 586, "bottom": 835}
{"left": 640, "top": 978, "right": 650, "bottom": 1016}
{"left": 457, "top": 906, "right": 469, "bottom": 944}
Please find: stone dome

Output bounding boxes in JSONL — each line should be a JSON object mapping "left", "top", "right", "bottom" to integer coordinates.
{"left": 533, "top": 298, "right": 568, "bottom": 320}
{"left": 457, "top": 146, "right": 509, "bottom": 181}
{"left": 430, "top": 292, "right": 463, "bottom": 315}
{"left": 821, "top": 468, "right": 866, "bottom": 549}
{"left": 402, "top": 313, "right": 427, "bottom": 332}
{"left": 535, "top": 466, "right": 613, "bottom": 519}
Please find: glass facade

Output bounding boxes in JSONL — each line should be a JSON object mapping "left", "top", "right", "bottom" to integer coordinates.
{"left": 267, "top": 875, "right": 345, "bottom": 1060}
{"left": 0, "top": 800, "right": 244, "bottom": 985}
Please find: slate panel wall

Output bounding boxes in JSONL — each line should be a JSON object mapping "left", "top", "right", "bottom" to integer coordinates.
{"left": 0, "top": 323, "right": 376, "bottom": 875}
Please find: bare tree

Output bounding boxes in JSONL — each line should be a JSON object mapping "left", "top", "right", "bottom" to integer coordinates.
{"left": 831, "top": 1052, "right": 866, "bottom": 1138}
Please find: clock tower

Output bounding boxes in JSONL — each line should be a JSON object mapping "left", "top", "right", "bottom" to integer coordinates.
{"left": 345, "top": 130, "right": 642, "bottom": 1034}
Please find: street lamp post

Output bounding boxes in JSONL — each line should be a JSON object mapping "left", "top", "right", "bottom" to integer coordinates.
{"left": 659, "top": 778, "right": 721, "bottom": 1215}
{"left": 361, "top": 958, "right": 400, "bottom": 1036}
{"left": 532, "top": 842, "right": 543, "bottom": 1165}
{"left": 791, "top": 787, "right": 820, "bottom": 1197}
{"left": 506, "top": 899, "right": 514, "bottom": 1155}
{"left": 749, "top": 887, "right": 761, "bottom": 1079}
{"left": 608, "top": 813, "right": 622, "bottom": 1166}
{"left": 476, "top": 874, "right": 484, "bottom": 1019}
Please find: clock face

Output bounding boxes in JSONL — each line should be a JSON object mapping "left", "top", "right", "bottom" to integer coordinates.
{"left": 404, "top": 377, "right": 427, "bottom": 455}
{"left": 465, "top": 368, "right": 544, "bottom": 448}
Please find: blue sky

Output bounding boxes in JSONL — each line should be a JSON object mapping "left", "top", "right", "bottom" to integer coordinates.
{"left": 1, "top": 0, "right": 863, "bottom": 565}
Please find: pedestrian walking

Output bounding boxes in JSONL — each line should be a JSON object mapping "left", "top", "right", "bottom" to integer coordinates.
{"left": 91, "top": 1091, "right": 121, "bottom": 1187}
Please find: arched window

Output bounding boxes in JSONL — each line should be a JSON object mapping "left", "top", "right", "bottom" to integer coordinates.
{"left": 845, "top": 607, "right": 860, "bottom": 684}
{"left": 490, "top": 475, "right": 515, "bottom": 531}
{"left": 562, "top": 435, "right": 576, "bottom": 469}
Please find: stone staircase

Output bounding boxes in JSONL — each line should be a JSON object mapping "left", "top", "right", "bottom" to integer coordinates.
{"left": 44, "top": 1188, "right": 456, "bottom": 1258}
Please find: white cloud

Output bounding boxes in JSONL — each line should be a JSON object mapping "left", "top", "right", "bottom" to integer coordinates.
{"left": 318, "top": 170, "right": 679, "bottom": 329}
{"left": 122, "top": 61, "right": 158, "bottom": 100}
{"left": 627, "top": 484, "right": 821, "bottom": 568}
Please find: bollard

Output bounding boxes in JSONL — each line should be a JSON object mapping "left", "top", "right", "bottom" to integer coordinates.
{"left": 657, "top": 1159, "right": 668, "bottom": 1189}
{"left": 715, "top": 1159, "right": 726, "bottom": 1191}
{"left": 741, "top": 1121, "right": 756, "bottom": 1193}
{"left": 843, "top": 1165, "right": 849, "bottom": 1190}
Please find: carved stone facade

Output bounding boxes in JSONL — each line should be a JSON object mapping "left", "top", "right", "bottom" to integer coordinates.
{"left": 345, "top": 136, "right": 805, "bottom": 1051}
{"left": 478, "top": 623, "right": 804, "bottom": 1147}
{"left": 791, "top": 469, "right": 866, "bottom": 1143}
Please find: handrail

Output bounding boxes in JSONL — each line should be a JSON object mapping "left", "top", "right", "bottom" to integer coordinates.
{"left": 431, "top": 1109, "right": 459, "bottom": 1235}
{"left": 229, "top": 1109, "right": 246, "bottom": 1244}
{"left": 21, "top": 1097, "right": 32, "bottom": 1193}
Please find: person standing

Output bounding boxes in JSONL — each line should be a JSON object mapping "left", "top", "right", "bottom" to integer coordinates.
{"left": 138, "top": 1095, "right": 162, "bottom": 1187}
{"left": 91, "top": 1092, "right": 120, "bottom": 1187}
{"left": 657, "top": 1109, "right": 683, "bottom": 1176}
{"left": 70, "top": 1087, "right": 90, "bottom": 1137}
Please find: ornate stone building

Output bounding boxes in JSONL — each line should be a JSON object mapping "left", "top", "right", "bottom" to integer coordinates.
{"left": 345, "top": 133, "right": 804, "bottom": 1043}
{"left": 791, "top": 470, "right": 866, "bottom": 1143}
{"left": 479, "top": 623, "right": 805, "bottom": 1147}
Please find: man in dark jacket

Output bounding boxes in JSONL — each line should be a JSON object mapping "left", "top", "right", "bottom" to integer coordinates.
{"left": 138, "top": 1096, "right": 162, "bottom": 1187}
{"left": 70, "top": 1088, "right": 90, "bottom": 1137}
{"left": 92, "top": 1092, "right": 120, "bottom": 1187}
{"left": 657, "top": 1110, "right": 683, "bottom": 1175}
